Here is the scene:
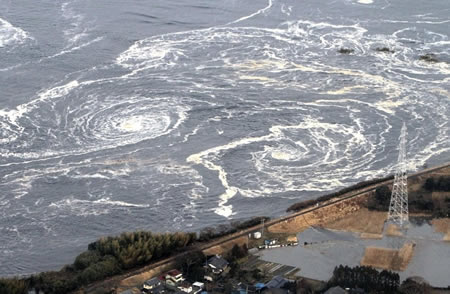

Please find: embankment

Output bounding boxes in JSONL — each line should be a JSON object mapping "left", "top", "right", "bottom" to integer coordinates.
{"left": 84, "top": 162, "right": 450, "bottom": 293}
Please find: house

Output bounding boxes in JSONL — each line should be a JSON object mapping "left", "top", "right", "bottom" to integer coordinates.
{"left": 265, "top": 276, "right": 290, "bottom": 289}
{"left": 206, "top": 255, "right": 229, "bottom": 274}
{"left": 177, "top": 281, "right": 192, "bottom": 293}
{"left": 143, "top": 285, "right": 166, "bottom": 294}
{"left": 143, "top": 277, "right": 161, "bottom": 290}
{"left": 192, "top": 282, "right": 204, "bottom": 289}
{"left": 192, "top": 281, "right": 205, "bottom": 294}
{"left": 165, "top": 269, "right": 184, "bottom": 286}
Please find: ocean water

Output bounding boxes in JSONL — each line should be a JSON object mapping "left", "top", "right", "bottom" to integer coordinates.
{"left": 0, "top": 0, "right": 449, "bottom": 276}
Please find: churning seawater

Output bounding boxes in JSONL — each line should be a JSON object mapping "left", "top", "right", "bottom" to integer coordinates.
{"left": 0, "top": 0, "right": 449, "bottom": 276}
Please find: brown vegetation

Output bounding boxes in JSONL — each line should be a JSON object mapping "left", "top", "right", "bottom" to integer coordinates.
{"left": 431, "top": 218, "right": 450, "bottom": 241}
{"left": 386, "top": 224, "right": 403, "bottom": 237}
{"left": 203, "top": 235, "right": 248, "bottom": 256}
{"left": 323, "top": 208, "right": 387, "bottom": 235}
{"left": 270, "top": 194, "right": 367, "bottom": 233}
{"left": 361, "top": 242, "right": 415, "bottom": 271}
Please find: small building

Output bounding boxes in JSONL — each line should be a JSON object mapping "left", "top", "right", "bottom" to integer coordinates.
{"left": 204, "top": 274, "right": 214, "bottom": 282}
{"left": 165, "top": 269, "right": 184, "bottom": 285}
{"left": 192, "top": 282, "right": 205, "bottom": 294}
{"left": 177, "top": 281, "right": 192, "bottom": 293}
{"left": 206, "top": 255, "right": 229, "bottom": 274}
{"left": 238, "top": 283, "right": 258, "bottom": 294}
{"left": 193, "top": 282, "right": 204, "bottom": 289}
{"left": 144, "top": 285, "right": 166, "bottom": 294}
{"left": 143, "top": 277, "right": 161, "bottom": 290}
{"left": 265, "top": 276, "right": 290, "bottom": 289}
{"left": 264, "top": 239, "right": 277, "bottom": 246}
{"left": 253, "top": 232, "right": 262, "bottom": 239}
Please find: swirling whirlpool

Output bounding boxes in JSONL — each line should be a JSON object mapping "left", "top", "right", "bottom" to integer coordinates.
{"left": 0, "top": 0, "right": 449, "bottom": 276}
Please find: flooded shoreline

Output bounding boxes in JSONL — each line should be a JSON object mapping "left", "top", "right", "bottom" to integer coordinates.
{"left": 260, "top": 220, "right": 450, "bottom": 287}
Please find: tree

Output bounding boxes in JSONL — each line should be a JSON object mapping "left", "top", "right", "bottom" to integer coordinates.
{"left": 230, "top": 244, "right": 247, "bottom": 261}
{"left": 0, "top": 278, "right": 28, "bottom": 294}
{"left": 177, "top": 250, "right": 205, "bottom": 280}
{"left": 375, "top": 186, "right": 391, "bottom": 208}
{"left": 223, "top": 282, "right": 233, "bottom": 294}
{"left": 399, "top": 278, "right": 432, "bottom": 294}
{"left": 74, "top": 251, "right": 101, "bottom": 270}
{"left": 424, "top": 178, "right": 435, "bottom": 191}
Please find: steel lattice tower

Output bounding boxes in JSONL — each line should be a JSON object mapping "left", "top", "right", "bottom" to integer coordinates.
{"left": 388, "top": 122, "right": 409, "bottom": 226}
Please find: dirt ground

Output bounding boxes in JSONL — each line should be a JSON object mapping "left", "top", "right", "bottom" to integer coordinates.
{"left": 360, "top": 242, "right": 415, "bottom": 271}
{"left": 385, "top": 223, "right": 403, "bottom": 237}
{"left": 118, "top": 261, "right": 176, "bottom": 291}
{"left": 431, "top": 218, "right": 450, "bottom": 241}
{"left": 268, "top": 194, "right": 368, "bottom": 234}
{"left": 203, "top": 235, "right": 248, "bottom": 255}
{"left": 322, "top": 208, "right": 387, "bottom": 235}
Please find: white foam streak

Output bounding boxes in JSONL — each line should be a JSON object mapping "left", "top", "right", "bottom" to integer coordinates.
{"left": 226, "top": 0, "right": 273, "bottom": 26}
{"left": 357, "top": 0, "right": 373, "bottom": 4}
{"left": 49, "top": 197, "right": 150, "bottom": 216}
{"left": 187, "top": 118, "right": 373, "bottom": 217}
{"left": 43, "top": 36, "right": 104, "bottom": 60}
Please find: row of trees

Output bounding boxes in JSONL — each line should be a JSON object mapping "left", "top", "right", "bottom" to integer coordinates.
{"left": 3, "top": 216, "right": 268, "bottom": 294}
{"left": 197, "top": 216, "right": 270, "bottom": 241}
{"left": 329, "top": 265, "right": 400, "bottom": 293}
{"left": 23, "top": 231, "right": 197, "bottom": 293}
{"left": 424, "top": 176, "right": 450, "bottom": 191}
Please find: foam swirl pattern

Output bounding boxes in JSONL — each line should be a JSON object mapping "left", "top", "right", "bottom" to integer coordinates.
{"left": 0, "top": 0, "right": 449, "bottom": 276}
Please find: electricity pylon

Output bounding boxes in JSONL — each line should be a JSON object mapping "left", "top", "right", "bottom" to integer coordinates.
{"left": 388, "top": 122, "right": 409, "bottom": 226}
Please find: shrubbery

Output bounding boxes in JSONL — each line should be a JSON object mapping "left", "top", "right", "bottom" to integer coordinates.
{"left": 0, "top": 278, "right": 28, "bottom": 294}
{"left": 368, "top": 185, "right": 391, "bottom": 211}
{"left": 328, "top": 265, "right": 399, "bottom": 293}
{"left": 424, "top": 176, "right": 450, "bottom": 191}
{"left": 198, "top": 216, "right": 270, "bottom": 241}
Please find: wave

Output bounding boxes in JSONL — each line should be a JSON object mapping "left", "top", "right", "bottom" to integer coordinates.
{"left": 49, "top": 196, "right": 150, "bottom": 216}
{"left": 0, "top": 17, "right": 31, "bottom": 48}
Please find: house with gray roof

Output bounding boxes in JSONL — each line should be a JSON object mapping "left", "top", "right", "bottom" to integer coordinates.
{"left": 206, "top": 255, "right": 229, "bottom": 274}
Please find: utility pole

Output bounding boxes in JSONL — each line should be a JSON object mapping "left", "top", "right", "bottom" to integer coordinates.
{"left": 388, "top": 122, "right": 409, "bottom": 227}
{"left": 261, "top": 218, "right": 265, "bottom": 237}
